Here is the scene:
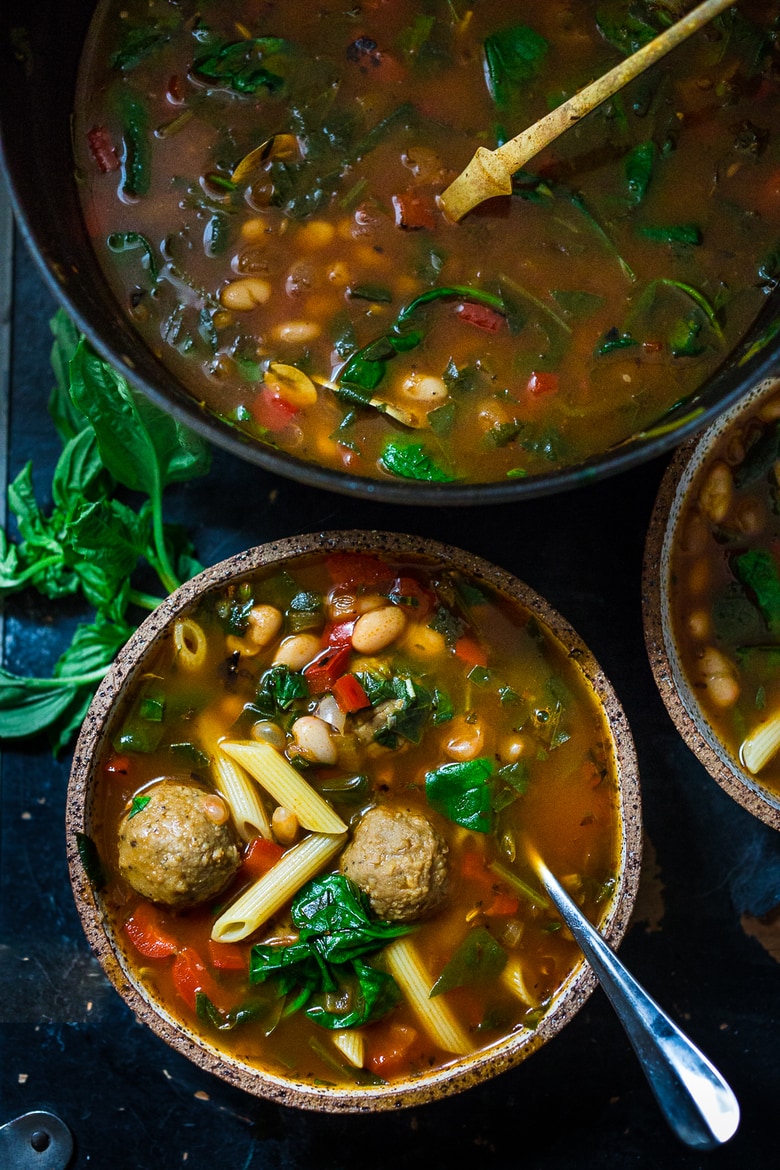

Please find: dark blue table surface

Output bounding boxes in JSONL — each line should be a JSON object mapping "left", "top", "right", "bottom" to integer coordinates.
{"left": 2, "top": 208, "right": 779, "bottom": 1170}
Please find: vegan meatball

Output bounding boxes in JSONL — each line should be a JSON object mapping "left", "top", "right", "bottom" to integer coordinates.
{"left": 340, "top": 804, "right": 449, "bottom": 922}
{"left": 117, "top": 780, "right": 241, "bottom": 909}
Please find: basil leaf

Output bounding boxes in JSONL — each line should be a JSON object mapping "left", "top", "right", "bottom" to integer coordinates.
{"left": 69, "top": 340, "right": 211, "bottom": 494}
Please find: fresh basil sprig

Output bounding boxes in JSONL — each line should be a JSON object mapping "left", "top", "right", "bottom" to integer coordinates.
{"left": 0, "top": 310, "right": 211, "bottom": 753}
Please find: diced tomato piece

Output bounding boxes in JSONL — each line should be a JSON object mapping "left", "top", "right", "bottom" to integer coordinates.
{"left": 172, "top": 946, "right": 222, "bottom": 1013}
{"left": 87, "top": 125, "right": 119, "bottom": 173}
{"left": 461, "top": 851, "right": 519, "bottom": 915}
{"left": 303, "top": 643, "right": 352, "bottom": 691}
{"left": 391, "top": 575, "right": 435, "bottom": 618}
{"left": 365, "top": 1022, "right": 419, "bottom": 1076}
{"left": 325, "top": 619, "right": 357, "bottom": 648}
{"left": 454, "top": 634, "right": 488, "bottom": 668}
{"left": 241, "top": 835, "right": 285, "bottom": 881}
{"left": 208, "top": 939, "right": 249, "bottom": 971}
{"left": 124, "top": 902, "right": 178, "bottom": 960}
{"left": 332, "top": 672, "right": 371, "bottom": 714}
{"left": 485, "top": 891, "right": 520, "bottom": 916}
{"left": 345, "top": 35, "right": 405, "bottom": 83}
{"left": 325, "top": 552, "right": 390, "bottom": 587}
{"left": 455, "top": 302, "right": 504, "bottom": 333}
{"left": 392, "top": 192, "right": 437, "bottom": 231}
{"left": 166, "top": 74, "right": 186, "bottom": 105}
{"left": 249, "top": 387, "right": 300, "bottom": 432}
{"left": 526, "top": 371, "right": 559, "bottom": 397}
{"left": 461, "top": 849, "right": 491, "bottom": 884}
{"left": 104, "top": 753, "right": 131, "bottom": 775}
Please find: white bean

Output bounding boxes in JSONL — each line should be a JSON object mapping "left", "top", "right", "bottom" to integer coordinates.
{"left": 290, "top": 715, "right": 338, "bottom": 765}
{"left": 401, "top": 623, "right": 446, "bottom": 659}
{"left": 445, "top": 716, "right": 485, "bottom": 761}
{"left": 246, "top": 604, "right": 284, "bottom": 649}
{"left": 698, "top": 460, "right": 733, "bottom": 525}
{"left": 272, "top": 632, "right": 322, "bottom": 671}
{"left": 400, "top": 373, "right": 448, "bottom": 405}
{"left": 271, "top": 805, "right": 300, "bottom": 845}
{"left": 351, "top": 606, "right": 407, "bottom": 654}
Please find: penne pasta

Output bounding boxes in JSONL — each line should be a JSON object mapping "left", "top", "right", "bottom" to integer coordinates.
{"left": 740, "top": 711, "right": 780, "bottom": 774}
{"left": 500, "top": 959, "right": 540, "bottom": 1008}
{"left": 219, "top": 740, "right": 347, "bottom": 834}
{"left": 196, "top": 712, "right": 273, "bottom": 841}
{"left": 331, "top": 1029, "right": 365, "bottom": 1069}
{"left": 211, "top": 830, "right": 347, "bottom": 943}
{"left": 382, "top": 936, "right": 472, "bottom": 1057}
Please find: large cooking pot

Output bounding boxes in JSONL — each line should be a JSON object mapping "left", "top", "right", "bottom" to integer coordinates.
{"left": 3, "top": 0, "right": 780, "bottom": 504}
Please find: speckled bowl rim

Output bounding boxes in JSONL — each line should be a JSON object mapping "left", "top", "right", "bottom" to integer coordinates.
{"left": 643, "top": 380, "right": 780, "bottom": 832}
{"left": 67, "top": 530, "right": 642, "bottom": 1112}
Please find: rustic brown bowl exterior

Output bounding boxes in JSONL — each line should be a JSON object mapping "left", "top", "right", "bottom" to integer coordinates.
{"left": 67, "top": 530, "right": 643, "bottom": 1111}
{"left": 643, "top": 381, "right": 780, "bottom": 833}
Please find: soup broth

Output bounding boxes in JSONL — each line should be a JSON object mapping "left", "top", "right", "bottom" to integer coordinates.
{"left": 668, "top": 382, "right": 780, "bottom": 801}
{"left": 73, "top": 0, "right": 780, "bottom": 486}
{"left": 88, "top": 548, "right": 623, "bottom": 1089}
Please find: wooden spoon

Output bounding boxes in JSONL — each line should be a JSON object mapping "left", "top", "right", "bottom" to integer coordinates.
{"left": 438, "top": 0, "right": 739, "bottom": 222}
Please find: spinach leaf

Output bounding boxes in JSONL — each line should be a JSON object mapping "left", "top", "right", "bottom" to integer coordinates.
{"left": 192, "top": 38, "right": 289, "bottom": 95}
{"left": 732, "top": 549, "right": 780, "bottom": 635}
{"left": 380, "top": 440, "right": 455, "bottom": 483}
{"left": 430, "top": 925, "right": 507, "bottom": 995}
{"left": 252, "top": 664, "right": 310, "bottom": 719}
{"left": 250, "top": 874, "right": 412, "bottom": 1030}
{"left": 595, "top": 3, "right": 665, "bottom": 56}
{"left": 483, "top": 25, "right": 549, "bottom": 111}
{"left": 426, "top": 757, "right": 495, "bottom": 833}
{"left": 624, "top": 140, "right": 655, "bottom": 206}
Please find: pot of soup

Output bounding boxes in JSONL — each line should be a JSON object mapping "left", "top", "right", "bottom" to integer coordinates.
{"left": 4, "top": 0, "right": 780, "bottom": 502}
{"left": 67, "top": 531, "right": 642, "bottom": 1109}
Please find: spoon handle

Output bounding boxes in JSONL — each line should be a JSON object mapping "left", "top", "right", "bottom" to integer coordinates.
{"left": 533, "top": 856, "right": 740, "bottom": 1151}
{"left": 439, "top": 0, "right": 739, "bottom": 220}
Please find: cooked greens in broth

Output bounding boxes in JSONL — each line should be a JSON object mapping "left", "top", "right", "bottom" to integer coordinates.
{"left": 73, "top": 0, "right": 780, "bottom": 485}
{"left": 88, "top": 548, "right": 623, "bottom": 1088}
{"left": 668, "top": 382, "right": 780, "bottom": 800}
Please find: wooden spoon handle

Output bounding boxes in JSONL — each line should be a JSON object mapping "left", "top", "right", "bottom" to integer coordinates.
{"left": 439, "top": 0, "right": 739, "bottom": 221}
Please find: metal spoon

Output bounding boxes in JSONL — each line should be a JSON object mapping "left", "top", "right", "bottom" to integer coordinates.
{"left": 527, "top": 845, "right": 740, "bottom": 1150}
{"left": 439, "top": 0, "right": 739, "bottom": 221}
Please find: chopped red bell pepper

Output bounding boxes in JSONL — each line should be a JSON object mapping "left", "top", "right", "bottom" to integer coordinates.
{"left": 325, "top": 619, "right": 356, "bottom": 648}
{"left": 249, "top": 387, "right": 300, "bottom": 432}
{"left": 332, "top": 672, "right": 371, "bottom": 714}
{"left": 303, "top": 644, "right": 352, "bottom": 691}
{"left": 208, "top": 939, "right": 249, "bottom": 971}
{"left": 124, "top": 902, "right": 178, "bottom": 959}
{"left": 392, "top": 192, "right": 437, "bottom": 230}
{"left": 455, "top": 302, "right": 504, "bottom": 333}
{"left": 454, "top": 634, "right": 488, "bottom": 667}
{"left": 87, "top": 125, "right": 119, "bottom": 173}
{"left": 241, "top": 835, "right": 285, "bottom": 881}
{"left": 171, "top": 946, "right": 222, "bottom": 1013}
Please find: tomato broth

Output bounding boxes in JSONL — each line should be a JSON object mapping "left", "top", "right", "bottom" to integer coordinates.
{"left": 73, "top": 0, "right": 780, "bottom": 486}
{"left": 89, "top": 549, "right": 623, "bottom": 1089}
